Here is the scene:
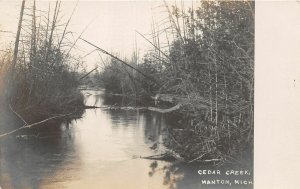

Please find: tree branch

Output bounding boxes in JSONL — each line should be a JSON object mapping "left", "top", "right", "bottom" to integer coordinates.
{"left": 0, "top": 113, "right": 72, "bottom": 138}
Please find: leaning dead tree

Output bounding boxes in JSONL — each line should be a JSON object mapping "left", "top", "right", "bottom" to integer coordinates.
{"left": 79, "top": 37, "right": 161, "bottom": 87}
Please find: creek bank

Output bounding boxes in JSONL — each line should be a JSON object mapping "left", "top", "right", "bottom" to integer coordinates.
{"left": 105, "top": 91, "right": 252, "bottom": 166}
{"left": 77, "top": 89, "right": 253, "bottom": 166}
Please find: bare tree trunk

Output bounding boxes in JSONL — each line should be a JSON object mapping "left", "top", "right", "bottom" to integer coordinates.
{"left": 214, "top": 58, "right": 218, "bottom": 127}
{"left": 224, "top": 72, "right": 230, "bottom": 140}
{"left": 247, "top": 77, "right": 254, "bottom": 142}
{"left": 191, "top": 1, "right": 195, "bottom": 41}
{"left": 45, "top": 3, "right": 51, "bottom": 42}
{"left": 30, "top": 0, "right": 37, "bottom": 65}
{"left": 155, "top": 23, "right": 161, "bottom": 64}
{"left": 180, "top": 0, "right": 186, "bottom": 39}
{"left": 45, "top": 0, "right": 60, "bottom": 63}
{"left": 36, "top": 11, "right": 42, "bottom": 48}
{"left": 151, "top": 18, "right": 157, "bottom": 55}
{"left": 174, "top": 1, "right": 182, "bottom": 42}
{"left": 10, "top": 0, "right": 26, "bottom": 81}
{"left": 208, "top": 62, "right": 213, "bottom": 122}
{"left": 58, "top": 1, "right": 78, "bottom": 50}
{"left": 163, "top": 0, "right": 184, "bottom": 44}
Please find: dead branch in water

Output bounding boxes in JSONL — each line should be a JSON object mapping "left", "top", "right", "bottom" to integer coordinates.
{"left": 84, "top": 105, "right": 103, "bottom": 109}
{"left": 148, "top": 104, "right": 180, "bottom": 113}
{"left": 0, "top": 113, "right": 72, "bottom": 138}
{"left": 140, "top": 152, "right": 183, "bottom": 162}
{"left": 188, "top": 152, "right": 210, "bottom": 163}
{"left": 84, "top": 104, "right": 181, "bottom": 113}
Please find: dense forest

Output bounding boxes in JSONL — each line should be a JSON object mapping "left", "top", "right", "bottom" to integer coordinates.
{"left": 0, "top": 0, "right": 254, "bottom": 164}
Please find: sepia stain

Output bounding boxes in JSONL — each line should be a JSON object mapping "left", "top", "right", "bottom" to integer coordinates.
{"left": 294, "top": 79, "right": 296, "bottom": 87}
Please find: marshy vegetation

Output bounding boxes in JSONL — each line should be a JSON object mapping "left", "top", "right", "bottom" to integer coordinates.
{"left": 0, "top": 0, "right": 254, "bottom": 166}
{"left": 88, "top": 1, "right": 254, "bottom": 165}
{"left": 0, "top": 0, "right": 84, "bottom": 123}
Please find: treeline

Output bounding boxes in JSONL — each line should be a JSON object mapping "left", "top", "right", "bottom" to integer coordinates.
{"left": 0, "top": 0, "right": 84, "bottom": 120}
{"left": 94, "top": 1, "right": 254, "bottom": 164}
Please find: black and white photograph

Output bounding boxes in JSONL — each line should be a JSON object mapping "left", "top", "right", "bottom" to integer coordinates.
{"left": 0, "top": 0, "right": 298, "bottom": 189}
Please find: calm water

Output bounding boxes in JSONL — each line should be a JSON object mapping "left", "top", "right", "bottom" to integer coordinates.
{"left": 0, "top": 89, "right": 252, "bottom": 189}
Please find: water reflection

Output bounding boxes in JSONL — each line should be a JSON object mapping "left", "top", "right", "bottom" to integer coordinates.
{"left": 0, "top": 89, "right": 252, "bottom": 189}
{"left": 0, "top": 112, "right": 81, "bottom": 189}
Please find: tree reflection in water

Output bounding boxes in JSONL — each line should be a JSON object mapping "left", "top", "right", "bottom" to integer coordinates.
{"left": 0, "top": 108, "right": 84, "bottom": 189}
{"left": 148, "top": 160, "right": 184, "bottom": 189}
{"left": 1, "top": 90, "right": 252, "bottom": 189}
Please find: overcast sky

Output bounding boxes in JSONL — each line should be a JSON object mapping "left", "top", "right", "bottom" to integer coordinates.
{"left": 0, "top": 0, "right": 195, "bottom": 70}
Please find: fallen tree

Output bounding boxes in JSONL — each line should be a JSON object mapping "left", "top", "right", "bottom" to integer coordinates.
{"left": 0, "top": 113, "right": 73, "bottom": 138}
{"left": 84, "top": 104, "right": 181, "bottom": 114}
{"left": 148, "top": 104, "right": 181, "bottom": 113}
